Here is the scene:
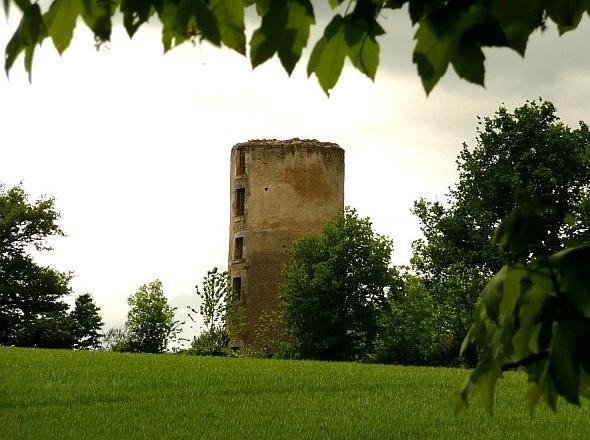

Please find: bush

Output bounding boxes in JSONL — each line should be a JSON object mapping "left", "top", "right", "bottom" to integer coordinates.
{"left": 187, "top": 328, "right": 229, "bottom": 356}
{"left": 101, "top": 327, "right": 131, "bottom": 352}
{"left": 373, "top": 275, "right": 441, "bottom": 365}
{"left": 250, "top": 307, "right": 297, "bottom": 359}
{"left": 373, "top": 273, "right": 470, "bottom": 366}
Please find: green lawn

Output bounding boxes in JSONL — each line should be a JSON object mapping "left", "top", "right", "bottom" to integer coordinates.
{"left": 1, "top": 347, "right": 588, "bottom": 439}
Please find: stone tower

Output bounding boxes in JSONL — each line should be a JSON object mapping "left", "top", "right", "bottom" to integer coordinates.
{"left": 228, "top": 139, "right": 345, "bottom": 345}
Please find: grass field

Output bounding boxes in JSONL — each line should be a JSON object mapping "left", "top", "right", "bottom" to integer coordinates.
{"left": 1, "top": 347, "right": 589, "bottom": 439}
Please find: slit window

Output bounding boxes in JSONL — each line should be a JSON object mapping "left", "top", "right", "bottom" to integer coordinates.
{"left": 236, "top": 149, "right": 246, "bottom": 175}
{"left": 234, "top": 237, "right": 244, "bottom": 260}
{"left": 232, "top": 277, "right": 242, "bottom": 302}
{"left": 236, "top": 188, "right": 245, "bottom": 216}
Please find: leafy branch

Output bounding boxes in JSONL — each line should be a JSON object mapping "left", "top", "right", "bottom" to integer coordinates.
{"left": 4, "top": 0, "right": 590, "bottom": 93}
{"left": 456, "top": 203, "right": 590, "bottom": 414}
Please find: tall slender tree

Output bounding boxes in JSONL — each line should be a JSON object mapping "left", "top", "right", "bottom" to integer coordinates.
{"left": 69, "top": 293, "right": 104, "bottom": 349}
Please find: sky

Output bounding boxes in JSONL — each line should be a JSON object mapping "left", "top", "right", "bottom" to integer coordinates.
{"left": 2, "top": 6, "right": 590, "bottom": 337}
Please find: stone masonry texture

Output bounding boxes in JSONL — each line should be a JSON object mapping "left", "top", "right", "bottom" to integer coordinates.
{"left": 228, "top": 139, "right": 345, "bottom": 345}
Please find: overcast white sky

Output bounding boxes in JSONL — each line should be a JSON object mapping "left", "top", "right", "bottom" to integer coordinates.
{"left": 2, "top": 8, "right": 590, "bottom": 336}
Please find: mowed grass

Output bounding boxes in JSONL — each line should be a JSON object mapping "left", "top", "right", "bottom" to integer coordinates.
{"left": 1, "top": 347, "right": 589, "bottom": 439}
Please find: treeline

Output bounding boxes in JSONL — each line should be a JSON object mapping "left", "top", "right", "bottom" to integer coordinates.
{"left": 3, "top": 100, "right": 590, "bottom": 370}
{"left": 0, "top": 185, "right": 103, "bottom": 349}
{"left": 187, "top": 100, "right": 590, "bottom": 367}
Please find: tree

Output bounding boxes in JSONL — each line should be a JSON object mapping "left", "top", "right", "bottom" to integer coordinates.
{"left": 189, "top": 267, "right": 227, "bottom": 334}
{"left": 414, "top": 101, "right": 590, "bottom": 280}
{"left": 125, "top": 279, "right": 181, "bottom": 353}
{"left": 187, "top": 267, "right": 230, "bottom": 356}
{"left": 457, "top": 210, "right": 590, "bottom": 414}
{"left": 409, "top": 100, "right": 590, "bottom": 365}
{"left": 438, "top": 104, "right": 590, "bottom": 412}
{"left": 69, "top": 293, "right": 104, "bottom": 349}
{"left": 279, "top": 208, "right": 393, "bottom": 361}
{"left": 4, "top": 1, "right": 590, "bottom": 94}
{"left": 0, "top": 183, "right": 74, "bottom": 348}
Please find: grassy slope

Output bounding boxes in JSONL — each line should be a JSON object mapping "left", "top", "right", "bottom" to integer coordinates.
{"left": 1, "top": 347, "right": 589, "bottom": 439}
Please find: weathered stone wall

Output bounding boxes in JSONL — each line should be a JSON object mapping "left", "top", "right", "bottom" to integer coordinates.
{"left": 228, "top": 139, "right": 345, "bottom": 345}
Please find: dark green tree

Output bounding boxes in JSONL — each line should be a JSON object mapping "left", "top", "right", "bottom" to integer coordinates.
{"left": 4, "top": 1, "right": 590, "bottom": 95}
{"left": 409, "top": 101, "right": 590, "bottom": 364}
{"left": 0, "top": 184, "right": 73, "bottom": 348}
{"left": 125, "top": 279, "right": 181, "bottom": 353}
{"left": 279, "top": 208, "right": 393, "bottom": 361}
{"left": 69, "top": 293, "right": 104, "bottom": 349}
{"left": 414, "top": 101, "right": 590, "bottom": 280}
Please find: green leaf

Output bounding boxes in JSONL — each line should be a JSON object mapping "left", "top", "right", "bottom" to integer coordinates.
{"left": 345, "top": 15, "right": 383, "bottom": 80}
{"left": 499, "top": 265, "right": 524, "bottom": 322}
{"left": 451, "top": 40, "right": 485, "bottom": 86}
{"left": 412, "top": 16, "right": 452, "bottom": 94}
{"left": 160, "top": 1, "right": 186, "bottom": 52}
{"left": 408, "top": 0, "right": 438, "bottom": 24}
{"left": 481, "top": 266, "right": 507, "bottom": 324}
{"left": 211, "top": 0, "right": 246, "bottom": 53}
{"left": 250, "top": 0, "right": 315, "bottom": 74}
{"left": 412, "top": 5, "right": 483, "bottom": 94}
{"left": 160, "top": 0, "right": 221, "bottom": 51}
{"left": 489, "top": 0, "right": 543, "bottom": 55}
{"left": 544, "top": 0, "right": 590, "bottom": 34}
{"left": 512, "top": 284, "right": 548, "bottom": 359}
{"left": 526, "top": 383, "right": 543, "bottom": 416}
{"left": 45, "top": 0, "right": 83, "bottom": 54}
{"left": 81, "top": 0, "right": 114, "bottom": 43}
{"left": 307, "top": 15, "right": 347, "bottom": 94}
{"left": 458, "top": 353, "right": 502, "bottom": 414}
{"left": 551, "top": 246, "right": 590, "bottom": 316}
{"left": 190, "top": 0, "right": 222, "bottom": 46}
{"left": 121, "top": 0, "right": 155, "bottom": 38}
{"left": 549, "top": 320, "right": 580, "bottom": 405}
{"left": 4, "top": 2, "right": 45, "bottom": 79}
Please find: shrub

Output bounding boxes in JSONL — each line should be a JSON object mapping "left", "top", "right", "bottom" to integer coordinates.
{"left": 251, "top": 307, "right": 297, "bottom": 359}
{"left": 187, "top": 328, "right": 229, "bottom": 356}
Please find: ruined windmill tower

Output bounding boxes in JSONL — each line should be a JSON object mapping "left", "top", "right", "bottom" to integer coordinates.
{"left": 228, "top": 139, "right": 345, "bottom": 346}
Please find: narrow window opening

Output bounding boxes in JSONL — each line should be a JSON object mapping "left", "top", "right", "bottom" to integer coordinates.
{"left": 236, "top": 188, "right": 245, "bottom": 216}
{"left": 234, "top": 237, "right": 244, "bottom": 260}
{"left": 232, "top": 277, "right": 242, "bottom": 302}
{"left": 236, "top": 149, "right": 246, "bottom": 175}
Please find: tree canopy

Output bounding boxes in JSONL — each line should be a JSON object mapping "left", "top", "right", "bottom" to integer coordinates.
{"left": 125, "top": 279, "right": 181, "bottom": 353}
{"left": 407, "top": 100, "right": 590, "bottom": 372}
{"left": 0, "top": 183, "right": 73, "bottom": 348}
{"left": 4, "top": 0, "right": 590, "bottom": 93}
{"left": 279, "top": 208, "right": 393, "bottom": 361}
{"left": 449, "top": 104, "right": 590, "bottom": 413}
{"left": 413, "top": 100, "right": 590, "bottom": 284}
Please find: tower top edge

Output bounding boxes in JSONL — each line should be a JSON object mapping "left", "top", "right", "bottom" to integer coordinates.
{"left": 232, "top": 138, "right": 342, "bottom": 150}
